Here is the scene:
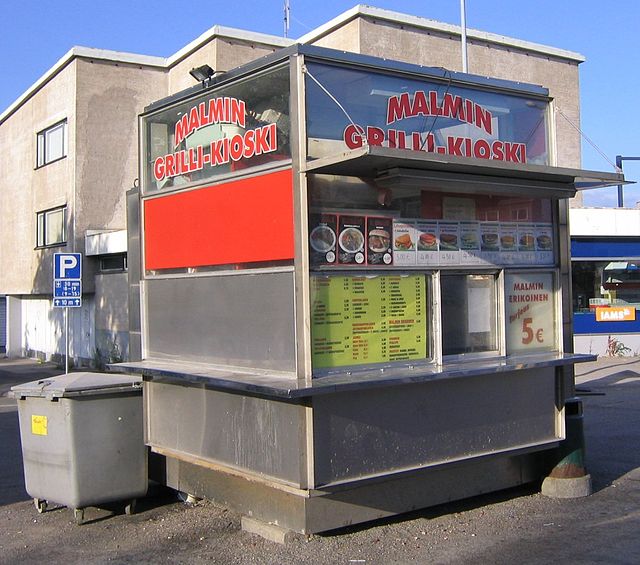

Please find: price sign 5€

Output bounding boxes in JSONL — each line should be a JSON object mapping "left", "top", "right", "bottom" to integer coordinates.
{"left": 521, "top": 317, "right": 544, "bottom": 345}
{"left": 505, "top": 272, "right": 555, "bottom": 354}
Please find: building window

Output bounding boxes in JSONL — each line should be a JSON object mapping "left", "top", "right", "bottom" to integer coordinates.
{"left": 36, "top": 120, "right": 67, "bottom": 167}
{"left": 99, "top": 254, "right": 128, "bottom": 273}
{"left": 36, "top": 206, "right": 66, "bottom": 247}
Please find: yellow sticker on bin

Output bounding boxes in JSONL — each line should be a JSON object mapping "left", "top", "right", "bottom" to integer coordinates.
{"left": 31, "top": 415, "right": 48, "bottom": 436}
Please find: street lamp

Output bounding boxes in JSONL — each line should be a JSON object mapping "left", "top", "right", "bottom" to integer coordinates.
{"left": 615, "top": 155, "right": 640, "bottom": 207}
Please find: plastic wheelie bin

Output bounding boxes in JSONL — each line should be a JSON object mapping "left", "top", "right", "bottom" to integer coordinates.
{"left": 11, "top": 372, "right": 147, "bottom": 524}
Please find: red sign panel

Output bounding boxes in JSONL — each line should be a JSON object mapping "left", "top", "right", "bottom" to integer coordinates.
{"left": 143, "top": 169, "right": 294, "bottom": 270}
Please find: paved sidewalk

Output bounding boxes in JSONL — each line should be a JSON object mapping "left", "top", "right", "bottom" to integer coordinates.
{"left": 0, "top": 358, "right": 64, "bottom": 412}
{"left": 574, "top": 355, "right": 640, "bottom": 385}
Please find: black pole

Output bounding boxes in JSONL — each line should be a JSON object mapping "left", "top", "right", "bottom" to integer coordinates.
{"left": 616, "top": 156, "right": 640, "bottom": 208}
{"left": 616, "top": 155, "right": 624, "bottom": 207}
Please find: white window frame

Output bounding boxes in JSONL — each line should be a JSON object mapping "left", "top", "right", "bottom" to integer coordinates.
{"left": 36, "top": 119, "right": 67, "bottom": 167}
{"left": 36, "top": 205, "right": 67, "bottom": 248}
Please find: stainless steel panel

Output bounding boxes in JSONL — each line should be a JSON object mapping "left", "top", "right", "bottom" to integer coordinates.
{"left": 128, "top": 284, "right": 141, "bottom": 341}
{"left": 312, "top": 367, "right": 558, "bottom": 486}
{"left": 145, "top": 272, "right": 296, "bottom": 372}
{"left": 127, "top": 187, "right": 142, "bottom": 361}
{"left": 126, "top": 187, "right": 141, "bottom": 284}
{"left": 291, "top": 54, "right": 313, "bottom": 384}
{"left": 305, "top": 450, "right": 547, "bottom": 534}
{"left": 146, "top": 381, "right": 304, "bottom": 485}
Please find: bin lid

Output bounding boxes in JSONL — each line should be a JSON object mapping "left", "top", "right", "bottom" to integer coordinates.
{"left": 10, "top": 372, "right": 143, "bottom": 399}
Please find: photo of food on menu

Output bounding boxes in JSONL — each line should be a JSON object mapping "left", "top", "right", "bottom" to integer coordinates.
{"left": 309, "top": 193, "right": 555, "bottom": 269}
{"left": 309, "top": 213, "right": 338, "bottom": 265}
{"left": 367, "top": 217, "right": 393, "bottom": 266}
{"left": 337, "top": 215, "right": 366, "bottom": 265}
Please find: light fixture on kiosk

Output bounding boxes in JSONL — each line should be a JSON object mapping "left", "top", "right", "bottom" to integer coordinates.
{"left": 189, "top": 64, "right": 215, "bottom": 85}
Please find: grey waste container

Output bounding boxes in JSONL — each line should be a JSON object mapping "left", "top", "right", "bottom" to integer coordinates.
{"left": 10, "top": 372, "right": 147, "bottom": 524}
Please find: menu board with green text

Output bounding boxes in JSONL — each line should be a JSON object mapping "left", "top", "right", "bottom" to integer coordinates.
{"left": 311, "top": 274, "right": 427, "bottom": 369}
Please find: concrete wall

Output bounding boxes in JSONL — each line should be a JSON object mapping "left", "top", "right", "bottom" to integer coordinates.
{"left": 570, "top": 208, "right": 640, "bottom": 237}
{"left": 94, "top": 272, "right": 129, "bottom": 363}
{"left": 303, "top": 19, "right": 362, "bottom": 53}
{"left": 168, "top": 36, "right": 285, "bottom": 95}
{"left": 575, "top": 334, "right": 640, "bottom": 358}
{"left": 0, "top": 62, "right": 76, "bottom": 295}
{"left": 74, "top": 59, "right": 167, "bottom": 292}
{"left": 18, "top": 295, "right": 95, "bottom": 364}
{"left": 0, "top": 9, "right": 591, "bottom": 362}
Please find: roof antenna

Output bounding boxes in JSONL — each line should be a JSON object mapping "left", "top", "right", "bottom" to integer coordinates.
{"left": 284, "top": 0, "right": 290, "bottom": 38}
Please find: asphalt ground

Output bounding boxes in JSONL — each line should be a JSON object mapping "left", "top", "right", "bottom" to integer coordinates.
{"left": 0, "top": 356, "right": 639, "bottom": 564}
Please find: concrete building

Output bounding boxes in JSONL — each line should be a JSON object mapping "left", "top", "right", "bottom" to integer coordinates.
{"left": 0, "top": 5, "right": 590, "bottom": 364}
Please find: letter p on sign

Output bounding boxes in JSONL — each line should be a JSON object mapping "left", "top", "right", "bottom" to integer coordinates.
{"left": 54, "top": 253, "right": 82, "bottom": 279}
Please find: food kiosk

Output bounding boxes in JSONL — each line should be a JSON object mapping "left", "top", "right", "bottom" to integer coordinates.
{"left": 114, "top": 45, "right": 625, "bottom": 533}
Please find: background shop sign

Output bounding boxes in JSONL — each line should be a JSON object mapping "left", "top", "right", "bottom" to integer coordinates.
{"left": 596, "top": 307, "right": 636, "bottom": 322}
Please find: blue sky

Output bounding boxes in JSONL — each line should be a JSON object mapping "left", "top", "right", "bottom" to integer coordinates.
{"left": 2, "top": 1, "right": 638, "bottom": 206}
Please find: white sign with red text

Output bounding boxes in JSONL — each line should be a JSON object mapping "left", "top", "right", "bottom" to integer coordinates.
{"left": 505, "top": 272, "right": 556, "bottom": 354}
{"left": 343, "top": 89, "right": 528, "bottom": 164}
{"left": 153, "top": 97, "right": 278, "bottom": 182}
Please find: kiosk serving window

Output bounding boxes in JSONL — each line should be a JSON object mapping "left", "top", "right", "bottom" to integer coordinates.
{"left": 307, "top": 169, "right": 559, "bottom": 373}
{"left": 303, "top": 59, "right": 560, "bottom": 373}
{"left": 441, "top": 274, "right": 498, "bottom": 356}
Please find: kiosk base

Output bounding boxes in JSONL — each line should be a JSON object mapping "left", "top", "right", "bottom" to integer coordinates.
{"left": 158, "top": 449, "right": 551, "bottom": 534}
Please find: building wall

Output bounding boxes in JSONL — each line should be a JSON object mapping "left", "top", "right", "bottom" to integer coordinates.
{"left": 570, "top": 208, "right": 640, "bottom": 236}
{"left": 303, "top": 19, "right": 362, "bottom": 53}
{"left": 74, "top": 59, "right": 167, "bottom": 293}
{"left": 19, "top": 295, "right": 95, "bottom": 364}
{"left": 0, "top": 62, "right": 76, "bottom": 295}
{"left": 167, "top": 37, "right": 285, "bottom": 95}
{"left": 94, "top": 272, "right": 129, "bottom": 364}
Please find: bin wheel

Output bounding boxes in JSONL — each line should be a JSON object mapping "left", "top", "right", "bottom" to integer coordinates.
{"left": 74, "top": 508, "right": 85, "bottom": 525}
{"left": 125, "top": 499, "right": 137, "bottom": 516}
{"left": 34, "top": 498, "right": 47, "bottom": 514}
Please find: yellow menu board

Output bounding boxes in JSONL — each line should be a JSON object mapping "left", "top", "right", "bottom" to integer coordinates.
{"left": 311, "top": 275, "right": 427, "bottom": 369}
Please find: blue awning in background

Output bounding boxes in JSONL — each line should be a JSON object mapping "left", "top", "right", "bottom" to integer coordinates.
{"left": 571, "top": 238, "right": 640, "bottom": 260}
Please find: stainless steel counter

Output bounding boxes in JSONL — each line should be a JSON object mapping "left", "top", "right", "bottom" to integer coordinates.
{"left": 110, "top": 352, "right": 595, "bottom": 399}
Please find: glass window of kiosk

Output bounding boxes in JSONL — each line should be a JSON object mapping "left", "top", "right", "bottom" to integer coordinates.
{"left": 308, "top": 175, "right": 558, "bottom": 373}
{"left": 140, "top": 65, "right": 291, "bottom": 194}
{"left": 441, "top": 273, "right": 499, "bottom": 357}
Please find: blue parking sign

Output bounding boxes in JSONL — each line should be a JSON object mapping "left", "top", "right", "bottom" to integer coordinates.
{"left": 53, "top": 253, "right": 82, "bottom": 308}
{"left": 54, "top": 253, "right": 82, "bottom": 279}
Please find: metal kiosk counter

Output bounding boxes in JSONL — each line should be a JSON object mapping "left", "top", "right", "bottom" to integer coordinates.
{"left": 114, "top": 45, "right": 623, "bottom": 534}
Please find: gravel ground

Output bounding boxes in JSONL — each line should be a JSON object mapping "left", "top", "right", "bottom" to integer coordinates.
{"left": 1, "top": 356, "right": 639, "bottom": 564}
{"left": 1, "top": 478, "right": 639, "bottom": 565}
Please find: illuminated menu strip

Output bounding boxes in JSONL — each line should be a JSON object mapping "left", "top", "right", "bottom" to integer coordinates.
{"left": 311, "top": 275, "right": 427, "bottom": 369}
